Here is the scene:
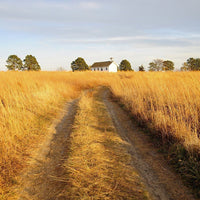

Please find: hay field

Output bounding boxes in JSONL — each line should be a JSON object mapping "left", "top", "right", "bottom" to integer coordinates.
{"left": 110, "top": 72, "right": 200, "bottom": 152}
{"left": 1, "top": 71, "right": 200, "bottom": 195}
{"left": 0, "top": 71, "right": 109, "bottom": 192}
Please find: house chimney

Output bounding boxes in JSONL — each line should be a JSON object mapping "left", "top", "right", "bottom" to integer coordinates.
{"left": 110, "top": 57, "right": 113, "bottom": 62}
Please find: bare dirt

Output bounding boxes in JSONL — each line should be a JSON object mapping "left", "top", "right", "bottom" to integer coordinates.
{"left": 14, "top": 99, "right": 78, "bottom": 200}
{"left": 13, "top": 87, "right": 197, "bottom": 200}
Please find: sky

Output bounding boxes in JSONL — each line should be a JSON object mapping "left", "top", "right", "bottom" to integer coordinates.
{"left": 0, "top": 0, "right": 200, "bottom": 71}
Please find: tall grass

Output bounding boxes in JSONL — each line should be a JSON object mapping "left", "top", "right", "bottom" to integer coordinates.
{"left": 0, "top": 71, "right": 108, "bottom": 193}
{"left": 109, "top": 72, "right": 200, "bottom": 193}
{"left": 109, "top": 72, "right": 200, "bottom": 153}
{"left": 1, "top": 71, "right": 200, "bottom": 196}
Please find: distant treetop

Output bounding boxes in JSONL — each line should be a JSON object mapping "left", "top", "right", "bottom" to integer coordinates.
{"left": 119, "top": 59, "right": 133, "bottom": 71}
{"left": 138, "top": 65, "right": 145, "bottom": 71}
{"left": 6, "top": 54, "right": 41, "bottom": 71}
{"left": 23, "top": 55, "right": 41, "bottom": 71}
{"left": 71, "top": 57, "right": 89, "bottom": 71}
{"left": 148, "top": 59, "right": 174, "bottom": 71}
{"left": 162, "top": 60, "right": 174, "bottom": 71}
{"left": 6, "top": 55, "right": 23, "bottom": 71}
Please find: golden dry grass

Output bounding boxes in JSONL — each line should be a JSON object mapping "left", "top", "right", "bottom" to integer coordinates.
{"left": 1, "top": 71, "right": 200, "bottom": 197}
{"left": 0, "top": 71, "right": 109, "bottom": 195}
{"left": 62, "top": 89, "right": 149, "bottom": 199}
{"left": 109, "top": 72, "right": 200, "bottom": 153}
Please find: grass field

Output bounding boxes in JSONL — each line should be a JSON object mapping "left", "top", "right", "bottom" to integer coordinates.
{"left": 110, "top": 72, "right": 200, "bottom": 151}
{"left": 1, "top": 71, "right": 200, "bottom": 197}
{"left": 62, "top": 89, "right": 149, "bottom": 199}
{"left": 0, "top": 72, "right": 108, "bottom": 195}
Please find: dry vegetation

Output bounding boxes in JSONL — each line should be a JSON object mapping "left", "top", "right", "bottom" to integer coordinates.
{"left": 0, "top": 71, "right": 109, "bottom": 196}
{"left": 109, "top": 72, "right": 200, "bottom": 152}
{"left": 62, "top": 89, "right": 149, "bottom": 199}
{"left": 108, "top": 72, "right": 200, "bottom": 193}
{"left": 1, "top": 71, "right": 200, "bottom": 197}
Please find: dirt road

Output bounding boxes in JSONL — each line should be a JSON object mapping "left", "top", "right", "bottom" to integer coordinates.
{"left": 13, "top": 87, "right": 196, "bottom": 200}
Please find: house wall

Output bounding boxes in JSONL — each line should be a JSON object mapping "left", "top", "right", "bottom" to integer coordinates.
{"left": 108, "top": 63, "right": 118, "bottom": 72}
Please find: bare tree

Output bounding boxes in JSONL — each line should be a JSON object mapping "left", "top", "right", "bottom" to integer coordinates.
{"left": 149, "top": 59, "right": 163, "bottom": 71}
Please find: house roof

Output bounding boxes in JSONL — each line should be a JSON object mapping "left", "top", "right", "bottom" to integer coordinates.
{"left": 91, "top": 61, "right": 112, "bottom": 68}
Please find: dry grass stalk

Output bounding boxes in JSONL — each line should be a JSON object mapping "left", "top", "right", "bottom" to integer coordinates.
{"left": 1, "top": 71, "right": 200, "bottom": 197}
{"left": 0, "top": 71, "right": 108, "bottom": 196}
{"left": 109, "top": 72, "right": 200, "bottom": 153}
{"left": 62, "top": 90, "right": 149, "bottom": 199}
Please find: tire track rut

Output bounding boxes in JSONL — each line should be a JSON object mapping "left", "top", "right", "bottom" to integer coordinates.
{"left": 15, "top": 99, "right": 78, "bottom": 200}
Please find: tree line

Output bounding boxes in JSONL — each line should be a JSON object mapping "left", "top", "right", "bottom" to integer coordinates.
{"left": 70, "top": 57, "right": 172, "bottom": 71}
{"left": 71, "top": 57, "right": 200, "bottom": 72}
{"left": 148, "top": 58, "right": 200, "bottom": 71}
{"left": 4, "top": 55, "right": 200, "bottom": 72}
{"left": 71, "top": 57, "right": 134, "bottom": 71}
{"left": 5, "top": 55, "right": 41, "bottom": 71}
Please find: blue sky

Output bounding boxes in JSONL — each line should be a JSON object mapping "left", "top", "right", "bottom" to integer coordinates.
{"left": 0, "top": 0, "right": 200, "bottom": 71}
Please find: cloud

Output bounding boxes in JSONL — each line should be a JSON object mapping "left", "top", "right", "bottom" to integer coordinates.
{"left": 1, "top": 0, "right": 200, "bottom": 36}
{"left": 0, "top": 0, "right": 200, "bottom": 70}
{"left": 47, "top": 34, "right": 200, "bottom": 49}
{"left": 0, "top": 0, "right": 101, "bottom": 23}
{"left": 79, "top": 1, "right": 100, "bottom": 9}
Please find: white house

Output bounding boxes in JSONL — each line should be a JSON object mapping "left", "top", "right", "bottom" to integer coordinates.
{"left": 91, "top": 59, "right": 118, "bottom": 72}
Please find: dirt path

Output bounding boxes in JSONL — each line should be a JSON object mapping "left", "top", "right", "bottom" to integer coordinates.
{"left": 102, "top": 88, "right": 196, "bottom": 200}
{"left": 12, "top": 87, "right": 197, "bottom": 200}
{"left": 14, "top": 99, "right": 78, "bottom": 200}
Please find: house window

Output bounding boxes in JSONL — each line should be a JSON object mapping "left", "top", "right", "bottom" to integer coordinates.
{"left": 97, "top": 68, "right": 99, "bottom": 71}
{"left": 101, "top": 68, "right": 103, "bottom": 71}
{"left": 94, "top": 68, "right": 95, "bottom": 71}
{"left": 106, "top": 67, "right": 108, "bottom": 70}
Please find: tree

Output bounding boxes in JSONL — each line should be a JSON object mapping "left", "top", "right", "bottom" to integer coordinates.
{"left": 71, "top": 61, "right": 78, "bottom": 72}
{"left": 23, "top": 55, "right": 41, "bottom": 71}
{"left": 162, "top": 60, "right": 174, "bottom": 71}
{"left": 6, "top": 55, "right": 23, "bottom": 71}
{"left": 180, "top": 62, "right": 189, "bottom": 71}
{"left": 148, "top": 59, "right": 163, "bottom": 71}
{"left": 186, "top": 58, "right": 200, "bottom": 71}
{"left": 71, "top": 57, "right": 89, "bottom": 71}
{"left": 119, "top": 59, "right": 132, "bottom": 71}
{"left": 149, "top": 62, "right": 157, "bottom": 71}
{"left": 138, "top": 65, "right": 145, "bottom": 71}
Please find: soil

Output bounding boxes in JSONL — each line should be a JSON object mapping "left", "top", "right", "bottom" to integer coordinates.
{"left": 13, "top": 87, "right": 197, "bottom": 200}
{"left": 14, "top": 99, "right": 78, "bottom": 200}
